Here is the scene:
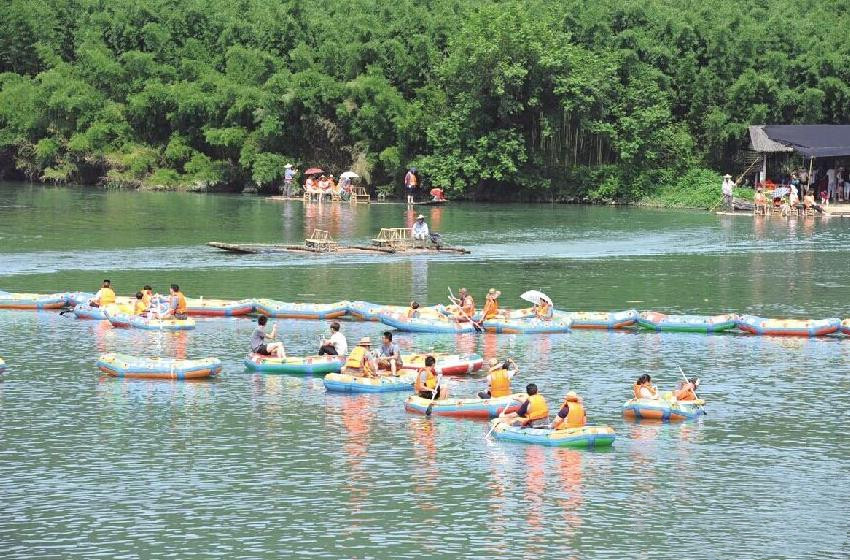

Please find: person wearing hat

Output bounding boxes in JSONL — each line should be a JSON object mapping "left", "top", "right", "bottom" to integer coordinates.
{"left": 412, "top": 214, "right": 429, "bottom": 247}
{"left": 674, "top": 377, "right": 700, "bottom": 401}
{"left": 450, "top": 287, "right": 476, "bottom": 321}
{"left": 343, "top": 336, "right": 377, "bottom": 377}
{"left": 282, "top": 164, "right": 296, "bottom": 197}
{"left": 404, "top": 168, "right": 418, "bottom": 204}
{"left": 550, "top": 391, "right": 586, "bottom": 430}
{"left": 477, "top": 357, "right": 517, "bottom": 399}
{"left": 481, "top": 288, "right": 501, "bottom": 321}
{"left": 722, "top": 173, "right": 734, "bottom": 209}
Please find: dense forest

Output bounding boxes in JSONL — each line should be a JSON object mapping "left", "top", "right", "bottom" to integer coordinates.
{"left": 1, "top": 0, "right": 849, "bottom": 203}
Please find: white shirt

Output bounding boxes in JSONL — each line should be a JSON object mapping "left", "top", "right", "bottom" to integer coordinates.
{"left": 330, "top": 331, "right": 347, "bottom": 355}
{"left": 412, "top": 220, "right": 429, "bottom": 238}
{"left": 827, "top": 168, "right": 836, "bottom": 182}
{"left": 722, "top": 178, "right": 734, "bottom": 196}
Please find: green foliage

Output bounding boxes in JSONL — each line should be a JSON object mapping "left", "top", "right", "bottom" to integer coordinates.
{"left": 0, "top": 0, "right": 847, "bottom": 199}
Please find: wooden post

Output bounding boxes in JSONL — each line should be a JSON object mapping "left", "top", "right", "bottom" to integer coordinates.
{"left": 761, "top": 154, "right": 767, "bottom": 185}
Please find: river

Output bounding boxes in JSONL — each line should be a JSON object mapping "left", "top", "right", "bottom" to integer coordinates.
{"left": 0, "top": 183, "right": 848, "bottom": 558}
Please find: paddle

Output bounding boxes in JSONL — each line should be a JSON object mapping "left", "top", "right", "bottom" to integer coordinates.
{"left": 447, "top": 287, "right": 483, "bottom": 332}
{"left": 424, "top": 372, "right": 443, "bottom": 416}
{"left": 484, "top": 395, "right": 516, "bottom": 439}
{"left": 678, "top": 366, "right": 706, "bottom": 414}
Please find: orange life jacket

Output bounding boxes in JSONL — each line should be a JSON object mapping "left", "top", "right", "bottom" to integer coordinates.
{"left": 535, "top": 302, "right": 551, "bottom": 319}
{"left": 133, "top": 300, "right": 147, "bottom": 315}
{"left": 558, "top": 400, "right": 586, "bottom": 429}
{"left": 523, "top": 394, "right": 548, "bottom": 421}
{"left": 142, "top": 291, "right": 152, "bottom": 307}
{"left": 98, "top": 287, "right": 116, "bottom": 305}
{"left": 171, "top": 292, "right": 187, "bottom": 314}
{"left": 482, "top": 298, "right": 499, "bottom": 320}
{"left": 489, "top": 369, "right": 511, "bottom": 398}
{"left": 462, "top": 295, "right": 475, "bottom": 317}
{"left": 420, "top": 368, "right": 438, "bottom": 391}
{"left": 675, "top": 385, "right": 697, "bottom": 401}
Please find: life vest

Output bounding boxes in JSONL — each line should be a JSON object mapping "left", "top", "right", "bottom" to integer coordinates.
{"left": 675, "top": 385, "right": 697, "bottom": 401}
{"left": 489, "top": 369, "right": 511, "bottom": 398}
{"left": 558, "top": 401, "right": 586, "bottom": 429}
{"left": 172, "top": 292, "right": 187, "bottom": 314}
{"left": 142, "top": 291, "right": 152, "bottom": 307}
{"left": 462, "top": 296, "right": 475, "bottom": 317}
{"left": 133, "top": 300, "right": 146, "bottom": 315}
{"left": 345, "top": 346, "right": 367, "bottom": 369}
{"left": 423, "top": 368, "right": 438, "bottom": 390}
{"left": 99, "top": 287, "right": 116, "bottom": 305}
{"left": 482, "top": 299, "right": 499, "bottom": 320}
{"left": 535, "top": 302, "right": 551, "bottom": 319}
{"left": 523, "top": 394, "right": 548, "bottom": 421}
{"left": 407, "top": 172, "right": 418, "bottom": 186}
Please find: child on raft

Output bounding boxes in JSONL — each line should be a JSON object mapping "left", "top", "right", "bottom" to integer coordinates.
{"left": 414, "top": 356, "right": 447, "bottom": 399}
{"left": 633, "top": 374, "right": 659, "bottom": 400}
{"left": 251, "top": 316, "right": 285, "bottom": 358}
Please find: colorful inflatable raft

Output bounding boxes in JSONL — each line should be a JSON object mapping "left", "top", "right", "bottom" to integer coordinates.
{"left": 558, "top": 309, "right": 639, "bottom": 329}
{"left": 255, "top": 299, "right": 349, "bottom": 320}
{"left": 404, "top": 394, "right": 524, "bottom": 418}
{"left": 323, "top": 371, "right": 416, "bottom": 393}
{"left": 63, "top": 292, "right": 96, "bottom": 307}
{"left": 97, "top": 353, "right": 221, "bottom": 380}
{"left": 186, "top": 298, "right": 255, "bottom": 317}
{"left": 737, "top": 315, "right": 841, "bottom": 337}
{"left": 622, "top": 398, "right": 706, "bottom": 421}
{"left": 378, "top": 312, "right": 480, "bottom": 333}
{"left": 0, "top": 291, "right": 67, "bottom": 310}
{"left": 637, "top": 311, "right": 738, "bottom": 333}
{"left": 347, "top": 301, "right": 405, "bottom": 321}
{"left": 482, "top": 316, "right": 572, "bottom": 334}
{"left": 105, "top": 311, "right": 196, "bottom": 330}
{"left": 72, "top": 302, "right": 134, "bottom": 320}
{"left": 244, "top": 353, "right": 345, "bottom": 375}
{"left": 402, "top": 353, "right": 484, "bottom": 375}
{"left": 489, "top": 421, "right": 616, "bottom": 448}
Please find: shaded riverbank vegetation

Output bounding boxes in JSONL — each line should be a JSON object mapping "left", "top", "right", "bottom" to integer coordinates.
{"left": 1, "top": 0, "right": 848, "bottom": 207}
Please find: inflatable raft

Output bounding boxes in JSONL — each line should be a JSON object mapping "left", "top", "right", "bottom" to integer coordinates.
{"left": 622, "top": 397, "right": 706, "bottom": 421}
{"left": 404, "top": 393, "right": 524, "bottom": 418}
{"left": 323, "top": 371, "right": 416, "bottom": 393}
{"left": 378, "top": 312, "right": 479, "bottom": 333}
{"left": 558, "top": 309, "right": 639, "bottom": 329}
{"left": 63, "top": 292, "right": 96, "bottom": 307}
{"left": 186, "top": 298, "right": 255, "bottom": 317}
{"left": 0, "top": 292, "right": 67, "bottom": 310}
{"left": 255, "top": 299, "right": 349, "bottom": 320}
{"left": 489, "top": 421, "right": 616, "bottom": 448}
{"left": 637, "top": 311, "right": 738, "bottom": 333}
{"left": 72, "top": 302, "right": 134, "bottom": 320}
{"left": 402, "top": 353, "right": 484, "bottom": 375}
{"left": 244, "top": 353, "right": 345, "bottom": 375}
{"left": 105, "top": 311, "right": 196, "bottom": 330}
{"left": 482, "top": 316, "right": 572, "bottom": 334}
{"left": 347, "top": 301, "right": 404, "bottom": 321}
{"left": 97, "top": 353, "right": 221, "bottom": 380}
{"left": 737, "top": 315, "right": 841, "bottom": 337}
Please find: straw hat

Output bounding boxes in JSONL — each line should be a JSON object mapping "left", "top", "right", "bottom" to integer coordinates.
{"left": 565, "top": 391, "right": 579, "bottom": 401}
{"left": 723, "top": 174, "right": 732, "bottom": 179}
{"left": 284, "top": 163, "right": 292, "bottom": 169}
{"left": 487, "top": 288, "right": 501, "bottom": 298}
{"left": 488, "top": 357, "right": 500, "bottom": 368}
{"left": 358, "top": 336, "right": 372, "bottom": 346}
{"left": 416, "top": 214, "right": 425, "bottom": 220}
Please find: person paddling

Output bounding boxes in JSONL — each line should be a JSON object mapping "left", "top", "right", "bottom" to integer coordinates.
{"left": 633, "top": 374, "right": 659, "bottom": 399}
{"left": 343, "top": 337, "right": 377, "bottom": 377}
{"left": 90, "top": 279, "right": 116, "bottom": 308}
{"left": 481, "top": 288, "right": 501, "bottom": 320}
{"left": 251, "top": 316, "right": 285, "bottom": 358}
{"left": 478, "top": 357, "right": 517, "bottom": 399}
{"left": 504, "top": 383, "right": 549, "bottom": 428}
{"left": 675, "top": 377, "right": 700, "bottom": 401}
{"left": 449, "top": 288, "right": 475, "bottom": 321}
{"left": 550, "top": 391, "right": 586, "bottom": 430}
{"left": 415, "top": 356, "right": 446, "bottom": 399}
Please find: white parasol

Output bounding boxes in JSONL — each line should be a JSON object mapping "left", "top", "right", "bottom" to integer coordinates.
{"left": 340, "top": 171, "right": 359, "bottom": 179}
{"left": 520, "top": 290, "right": 552, "bottom": 306}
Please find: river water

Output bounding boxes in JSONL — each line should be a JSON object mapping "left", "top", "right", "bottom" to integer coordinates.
{"left": 0, "top": 183, "right": 848, "bottom": 558}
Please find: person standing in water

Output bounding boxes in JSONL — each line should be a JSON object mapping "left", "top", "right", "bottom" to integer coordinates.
{"left": 404, "top": 168, "right": 418, "bottom": 204}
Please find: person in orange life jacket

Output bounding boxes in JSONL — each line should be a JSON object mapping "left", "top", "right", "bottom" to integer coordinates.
{"left": 550, "top": 391, "right": 586, "bottom": 430}
{"left": 675, "top": 377, "right": 700, "bottom": 401}
{"left": 533, "top": 299, "right": 553, "bottom": 319}
{"left": 449, "top": 287, "right": 475, "bottom": 319}
{"left": 133, "top": 292, "right": 147, "bottom": 315}
{"left": 504, "top": 383, "right": 549, "bottom": 428}
{"left": 164, "top": 284, "right": 188, "bottom": 319}
{"left": 634, "top": 373, "right": 659, "bottom": 399}
{"left": 90, "top": 279, "right": 115, "bottom": 307}
{"left": 141, "top": 285, "right": 154, "bottom": 309}
{"left": 344, "top": 337, "right": 378, "bottom": 377}
{"left": 478, "top": 357, "right": 517, "bottom": 399}
{"left": 481, "top": 289, "right": 501, "bottom": 320}
{"left": 376, "top": 331, "right": 403, "bottom": 375}
{"left": 251, "top": 316, "right": 285, "bottom": 358}
{"left": 415, "top": 355, "right": 447, "bottom": 399}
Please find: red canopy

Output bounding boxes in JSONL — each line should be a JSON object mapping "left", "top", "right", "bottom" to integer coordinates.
{"left": 305, "top": 167, "right": 323, "bottom": 175}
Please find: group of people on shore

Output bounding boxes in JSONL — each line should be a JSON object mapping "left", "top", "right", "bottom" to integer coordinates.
{"left": 89, "top": 279, "right": 188, "bottom": 319}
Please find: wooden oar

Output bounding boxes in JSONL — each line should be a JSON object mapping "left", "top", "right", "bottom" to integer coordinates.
{"left": 424, "top": 373, "right": 443, "bottom": 416}
{"left": 484, "top": 395, "right": 517, "bottom": 439}
{"left": 678, "top": 366, "right": 706, "bottom": 414}
{"left": 447, "top": 288, "right": 483, "bottom": 332}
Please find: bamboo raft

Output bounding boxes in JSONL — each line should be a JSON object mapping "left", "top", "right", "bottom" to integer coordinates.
{"left": 207, "top": 241, "right": 470, "bottom": 255}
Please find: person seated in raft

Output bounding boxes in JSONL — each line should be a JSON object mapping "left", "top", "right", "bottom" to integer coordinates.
{"left": 674, "top": 377, "right": 700, "bottom": 401}
{"left": 448, "top": 288, "right": 476, "bottom": 321}
{"left": 251, "top": 316, "right": 285, "bottom": 358}
{"left": 481, "top": 288, "right": 501, "bottom": 320}
{"left": 633, "top": 374, "right": 659, "bottom": 400}
{"left": 406, "top": 301, "right": 420, "bottom": 319}
{"left": 412, "top": 214, "right": 429, "bottom": 246}
{"left": 503, "top": 383, "right": 549, "bottom": 428}
{"left": 533, "top": 299, "right": 553, "bottom": 320}
{"left": 132, "top": 291, "right": 147, "bottom": 315}
{"left": 141, "top": 285, "right": 154, "bottom": 309}
{"left": 164, "top": 284, "right": 188, "bottom": 320}
{"left": 90, "top": 279, "right": 116, "bottom": 308}
{"left": 318, "top": 322, "right": 348, "bottom": 356}
{"left": 377, "top": 331, "right": 404, "bottom": 375}
{"left": 477, "top": 357, "right": 517, "bottom": 399}
{"left": 415, "top": 355, "right": 447, "bottom": 399}
{"left": 344, "top": 337, "right": 378, "bottom": 377}
{"left": 550, "top": 391, "right": 586, "bottom": 430}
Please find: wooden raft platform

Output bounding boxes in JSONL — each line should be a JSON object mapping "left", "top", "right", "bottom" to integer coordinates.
{"left": 207, "top": 242, "right": 470, "bottom": 255}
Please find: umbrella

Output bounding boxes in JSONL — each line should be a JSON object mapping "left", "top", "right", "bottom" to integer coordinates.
{"left": 520, "top": 290, "right": 552, "bottom": 306}
{"left": 340, "top": 171, "right": 359, "bottom": 179}
{"left": 305, "top": 167, "right": 323, "bottom": 175}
